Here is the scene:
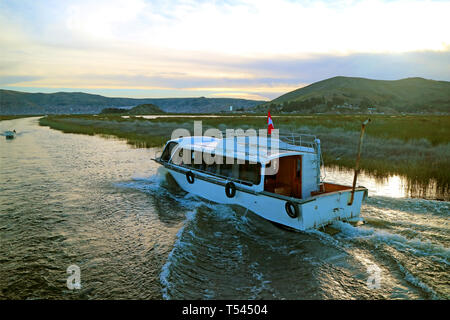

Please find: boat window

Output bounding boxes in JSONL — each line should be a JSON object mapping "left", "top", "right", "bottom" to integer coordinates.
{"left": 219, "top": 163, "right": 233, "bottom": 178}
{"left": 175, "top": 150, "right": 261, "bottom": 185}
{"left": 161, "top": 142, "right": 178, "bottom": 161}
{"left": 179, "top": 148, "right": 192, "bottom": 167}
{"left": 238, "top": 161, "right": 261, "bottom": 185}
{"left": 191, "top": 151, "right": 204, "bottom": 170}
{"left": 205, "top": 163, "right": 217, "bottom": 174}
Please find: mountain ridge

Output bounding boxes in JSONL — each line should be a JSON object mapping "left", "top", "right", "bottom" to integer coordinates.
{"left": 2, "top": 76, "right": 450, "bottom": 115}
{"left": 260, "top": 76, "right": 450, "bottom": 114}
{"left": 0, "top": 89, "right": 263, "bottom": 114}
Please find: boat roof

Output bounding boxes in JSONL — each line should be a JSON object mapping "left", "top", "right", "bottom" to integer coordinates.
{"left": 169, "top": 136, "right": 316, "bottom": 163}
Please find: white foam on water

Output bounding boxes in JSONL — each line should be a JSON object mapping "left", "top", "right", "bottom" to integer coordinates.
{"left": 159, "top": 208, "right": 198, "bottom": 300}
{"left": 248, "top": 261, "right": 274, "bottom": 299}
{"left": 114, "top": 168, "right": 168, "bottom": 194}
{"left": 396, "top": 263, "right": 439, "bottom": 299}
{"left": 306, "top": 228, "right": 342, "bottom": 248}
{"left": 202, "top": 288, "right": 215, "bottom": 299}
{"left": 115, "top": 170, "right": 207, "bottom": 211}
{"left": 332, "top": 221, "right": 449, "bottom": 263}
{"left": 158, "top": 195, "right": 263, "bottom": 299}
{"left": 231, "top": 243, "right": 244, "bottom": 264}
{"left": 366, "top": 196, "right": 450, "bottom": 217}
{"left": 158, "top": 190, "right": 226, "bottom": 299}
{"left": 288, "top": 249, "right": 302, "bottom": 256}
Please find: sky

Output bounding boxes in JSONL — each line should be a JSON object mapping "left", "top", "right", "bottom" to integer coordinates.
{"left": 0, "top": 0, "right": 449, "bottom": 101}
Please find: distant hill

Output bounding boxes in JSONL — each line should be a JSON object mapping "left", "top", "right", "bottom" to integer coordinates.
{"left": 100, "top": 108, "right": 128, "bottom": 114}
{"left": 257, "top": 76, "right": 450, "bottom": 114}
{"left": 128, "top": 103, "right": 165, "bottom": 114}
{"left": 0, "top": 90, "right": 263, "bottom": 115}
{"left": 100, "top": 104, "right": 165, "bottom": 115}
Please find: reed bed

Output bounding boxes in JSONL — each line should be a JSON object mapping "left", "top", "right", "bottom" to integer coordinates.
{"left": 39, "top": 114, "right": 450, "bottom": 189}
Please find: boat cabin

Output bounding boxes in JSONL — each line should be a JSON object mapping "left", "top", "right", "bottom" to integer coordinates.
{"left": 159, "top": 134, "right": 322, "bottom": 200}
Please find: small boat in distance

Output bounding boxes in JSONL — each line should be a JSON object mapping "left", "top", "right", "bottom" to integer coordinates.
{"left": 5, "top": 130, "right": 16, "bottom": 139}
{"left": 154, "top": 128, "right": 368, "bottom": 231}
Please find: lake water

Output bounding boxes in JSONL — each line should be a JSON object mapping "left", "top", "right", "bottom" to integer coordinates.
{"left": 1, "top": 117, "right": 448, "bottom": 299}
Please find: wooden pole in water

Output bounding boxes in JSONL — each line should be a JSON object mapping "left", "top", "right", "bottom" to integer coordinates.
{"left": 348, "top": 118, "right": 371, "bottom": 205}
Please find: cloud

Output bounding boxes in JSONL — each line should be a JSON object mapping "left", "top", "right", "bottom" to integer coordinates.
{"left": 239, "top": 50, "right": 450, "bottom": 83}
{"left": 0, "top": 76, "right": 42, "bottom": 86}
{"left": 5, "top": 50, "right": 448, "bottom": 85}
{"left": 0, "top": 0, "right": 449, "bottom": 99}
{"left": 3, "top": 0, "right": 450, "bottom": 54}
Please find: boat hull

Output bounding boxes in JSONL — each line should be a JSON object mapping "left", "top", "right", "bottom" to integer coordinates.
{"left": 165, "top": 166, "right": 366, "bottom": 231}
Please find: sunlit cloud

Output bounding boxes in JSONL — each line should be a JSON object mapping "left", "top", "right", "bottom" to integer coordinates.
{"left": 0, "top": 0, "right": 449, "bottom": 99}
{"left": 206, "top": 92, "right": 271, "bottom": 101}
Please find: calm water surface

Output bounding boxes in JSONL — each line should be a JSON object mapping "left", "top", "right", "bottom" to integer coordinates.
{"left": 1, "top": 117, "right": 448, "bottom": 299}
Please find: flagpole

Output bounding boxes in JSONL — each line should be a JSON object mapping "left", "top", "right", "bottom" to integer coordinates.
{"left": 348, "top": 118, "right": 371, "bottom": 205}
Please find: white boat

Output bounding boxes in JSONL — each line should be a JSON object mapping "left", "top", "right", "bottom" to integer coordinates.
{"left": 4, "top": 130, "right": 16, "bottom": 139}
{"left": 153, "top": 130, "right": 368, "bottom": 231}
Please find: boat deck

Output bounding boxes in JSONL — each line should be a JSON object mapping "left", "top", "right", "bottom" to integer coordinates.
{"left": 311, "top": 183, "right": 355, "bottom": 196}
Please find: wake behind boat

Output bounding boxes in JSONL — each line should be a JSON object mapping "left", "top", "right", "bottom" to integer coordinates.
{"left": 153, "top": 123, "right": 369, "bottom": 231}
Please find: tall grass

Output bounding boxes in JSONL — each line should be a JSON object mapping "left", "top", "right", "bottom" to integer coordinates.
{"left": 39, "top": 116, "right": 167, "bottom": 148}
{"left": 39, "top": 114, "right": 450, "bottom": 189}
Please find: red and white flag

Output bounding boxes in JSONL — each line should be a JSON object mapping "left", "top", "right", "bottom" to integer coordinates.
{"left": 267, "top": 110, "right": 274, "bottom": 135}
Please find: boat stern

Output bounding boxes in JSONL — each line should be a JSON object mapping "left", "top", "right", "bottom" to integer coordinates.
{"left": 300, "top": 186, "right": 367, "bottom": 230}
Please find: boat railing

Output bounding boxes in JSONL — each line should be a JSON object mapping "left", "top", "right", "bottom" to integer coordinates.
{"left": 211, "top": 130, "right": 319, "bottom": 152}
{"left": 278, "top": 132, "right": 318, "bottom": 150}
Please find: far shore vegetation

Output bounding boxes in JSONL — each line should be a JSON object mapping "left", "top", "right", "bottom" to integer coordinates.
{"left": 38, "top": 113, "right": 450, "bottom": 193}
{"left": 0, "top": 115, "right": 40, "bottom": 121}
{"left": 100, "top": 103, "right": 165, "bottom": 115}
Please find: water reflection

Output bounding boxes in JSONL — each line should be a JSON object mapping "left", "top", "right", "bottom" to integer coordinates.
{"left": 324, "top": 166, "right": 449, "bottom": 201}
